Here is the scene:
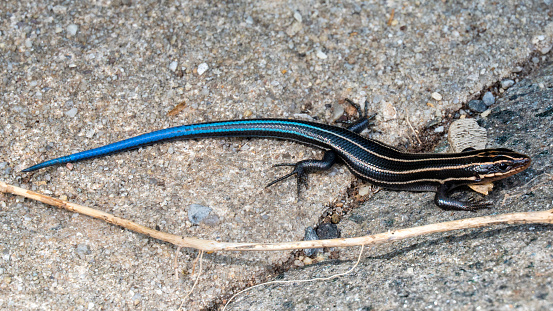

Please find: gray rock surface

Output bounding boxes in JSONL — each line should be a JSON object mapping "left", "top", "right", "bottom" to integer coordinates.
{"left": 227, "top": 63, "right": 553, "bottom": 310}
{"left": 0, "top": 0, "right": 552, "bottom": 310}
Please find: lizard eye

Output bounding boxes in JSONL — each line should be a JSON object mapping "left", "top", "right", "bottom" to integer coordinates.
{"left": 497, "top": 163, "right": 510, "bottom": 171}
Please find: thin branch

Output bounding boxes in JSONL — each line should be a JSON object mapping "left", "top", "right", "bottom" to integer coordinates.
{"left": 1, "top": 181, "right": 552, "bottom": 253}
{"left": 223, "top": 245, "right": 366, "bottom": 311}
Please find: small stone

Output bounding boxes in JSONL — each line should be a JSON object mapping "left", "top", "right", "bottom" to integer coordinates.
{"left": 467, "top": 100, "right": 487, "bottom": 113}
{"left": 243, "top": 109, "right": 253, "bottom": 118}
{"left": 245, "top": 16, "right": 253, "bottom": 24}
{"left": 67, "top": 24, "right": 78, "bottom": 36}
{"left": 169, "top": 61, "right": 178, "bottom": 72}
{"left": 532, "top": 57, "right": 540, "bottom": 64}
{"left": 358, "top": 186, "right": 372, "bottom": 196}
{"left": 500, "top": 79, "right": 515, "bottom": 89}
{"left": 65, "top": 108, "right": 78, "bottom": 117}
{"left": 285, "top": 21, "right": 302, "bottom": 37}
{"left": 303, "top": 226, "right": 321, "bottom": 257}
{"left": 76, "top": 244, "right": 90, "bottom": 255}
{"left": 431, "top": 92, "right": 442, "bottom": 101}
{"left": 316, "top": 223, "right": 340, "bottom": 239}
{"left": 201, "top": 214, "right": 220, "bottom": 226}
{"left": 85, "top": 129, "right": 95, "bottom": 138}
{"left": 52, "top": 5, "right": 67, "bottom": 14}
{"left": 540, "top": 45, "right": 552, "bottom": 55}
{"left": 24, "top": 38, "right": 33, "bottom": 48}
{"left": 316, "top": 49, "right": 327, "bottom": 59}
{"left": 434, "top": 125, "right": 444, "bottom": 133}
{"left": 188, "top": 204, "right": 212, "bottom": 224}
{"left": 293, "top": 11, "right": 302, "bottom": 23}
{"left": 197, "top": 63, "right": 208, "bottom": 75}
{"left": 482, "top": 92, "right": 495, "bottom": 106}
{"left": 330, "top": 103, "right": 345, "bottom": 122}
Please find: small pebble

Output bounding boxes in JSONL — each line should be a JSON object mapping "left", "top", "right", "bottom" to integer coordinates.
{"left": 358, "top": 186, "right": 372, "bottom": 196}
{"left": 330, "top": 103, "right": 345, "bottom": 122}
{"left": 431, "top": 92, "right": 442, "bottom": 101}
{"left": 482, "top": 91, "right": 495, "bottom": 106}
{"left": 76, "top": 244, "right": 90, "bottom": 255}
{"left": 541, "top": 45, "right": 552, "bottom": 55}
{"left": 169, "top": 61, "right": 178, "bottom": 72}
{"left": 316, "top": 49, "right": 327, "bottom": 59}
{"left": 303, "top": 226, "right": 321, "bottom": 257}
{"left": 67, "top": 24, "right": 78, "bottom": 36}
{"left": 65, "top": 108, "right": 78, "bottom": 117}
{"left": 316, "top": 223, "right": 340, "bottom": 239}
{"left": 52, "top": 5, "right": 67, "bottom": 14}
{"left": 293, "top": 11, "right": 303, "bottom": 23}
{"left": 500, "top": 79, "right": 515, "bottom": 89}
{"left": 197, "top": 63, "right": 208, "bottom": 75}
{"left": 188, "top": 204, "right": 212, "bottom": 224}
{"left": 201, "top": 214, "right": 220, "bottom": 226}
{"left": 245, "top": 16, "right": 253, "bottom": 24}
{"left": 467, "top": 99, "right": 487, "bottom": 113}
{"left": 434, "top": 125, "right": 444, "bottom": 133}
{"left": 25, "top": 38, "right": 33, "bottom": 48}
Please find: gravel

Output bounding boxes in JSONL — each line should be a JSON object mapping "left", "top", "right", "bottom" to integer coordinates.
{"left": 1, "top": 0, "right": 551, "bottom": 309}
{"left": 187, "top": 204, "right": 212, "bottom": 225}
{"left": 482, "top": 91, "right": 496, "bottom": 106}
{"left": 501, "top": 79, "right": 515, "bottom": 89}
{"left": 468, "top": 99, "right": 488, "bottom": 112}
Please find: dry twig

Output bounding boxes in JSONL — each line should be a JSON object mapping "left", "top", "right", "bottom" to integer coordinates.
{"left": 1, "top": 181, "right": 552, "bottom": 252}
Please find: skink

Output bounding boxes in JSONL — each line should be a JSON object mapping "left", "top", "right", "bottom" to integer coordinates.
{"left": 22, "top": 103, "right": 531, "bottom": 210}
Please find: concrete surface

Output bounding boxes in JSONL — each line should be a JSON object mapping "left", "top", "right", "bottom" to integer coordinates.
{"left": 0, "top": 0, "right": 552, "bottom": 310}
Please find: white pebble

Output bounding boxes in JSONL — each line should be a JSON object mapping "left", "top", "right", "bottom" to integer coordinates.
{"left": 52, "top": 5, "right": 67, "bottom": 14}
{"left": 316, "top": 49, "right": 327, "bottom": 59}
{"left": 197, "top": 63, "right": 208, "bottom": 75}
{"left": 431, "top": 92, "right": 442, "bottom": 101}
{"left": 293, "top": 11, "right": 303, "bottom": 23}
{"left": 482, "top": 91, "right": 495, "bottom": 106}
{"left": 65, "top": 108, "right": 78, "bottom": 118}
{"left": 25, "top": 38, "right": 33, "bottom": 48}
{"left": 67, "top": 24, "right": 78, "bottom": 36}
{"left": 169, "top": 61, "right": 178, "bottom": 72}
{"left": 434, "top": 125, "right": 444, "bottom": 133}
{"left": 500, "top": 79, "right": 515, "bottom": 89}
{"left": 541, "top": 45, "right": 552, "bottom": 55}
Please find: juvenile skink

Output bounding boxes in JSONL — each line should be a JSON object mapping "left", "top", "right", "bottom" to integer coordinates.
{"left": 22, "top": 105, "right": 531, "bottom": 210}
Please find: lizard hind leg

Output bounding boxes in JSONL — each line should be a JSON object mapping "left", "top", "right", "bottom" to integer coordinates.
{"left": 266, "top": 151, "right": 338, "bottom": 198}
